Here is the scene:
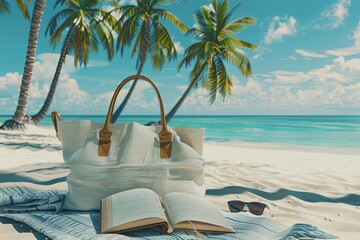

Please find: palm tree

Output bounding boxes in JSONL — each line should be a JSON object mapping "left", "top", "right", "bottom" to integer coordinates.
{"left": 29, "top": 0, "right": 117, "bottom": 125}
{"left": 0, "top": 0, "right": 31, "bottom": 19}
{"left": 111, "top": 0, "right": 188, "bottom": 123}
{"left": 0, "top": 0, "right": 10, "bottom": 14}
{"left": 0, "top": 0, "right": 46, "bottom": 130}
{"left": 164, "top": 0, "right": 257, "bottom": 123}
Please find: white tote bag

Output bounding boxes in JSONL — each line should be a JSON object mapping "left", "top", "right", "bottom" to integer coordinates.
{"left": 52, "top": 75, "right": 206, "bottom": 211}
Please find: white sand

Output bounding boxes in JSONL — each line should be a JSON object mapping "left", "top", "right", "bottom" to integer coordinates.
{"left": 0, "top": 125, "right": 359, "bottom": 239}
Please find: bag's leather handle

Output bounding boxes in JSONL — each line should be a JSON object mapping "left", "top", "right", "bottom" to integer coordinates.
{"left": 98, "top": 75, "right": 172, "bottom": 158}
{"left": 51, "top": 111, "right": 62, "bottom": 141}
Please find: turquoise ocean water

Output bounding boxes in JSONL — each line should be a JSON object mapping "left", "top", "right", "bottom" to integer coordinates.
{"left": 1, "top": 115, "right": 359, "bottom": 153}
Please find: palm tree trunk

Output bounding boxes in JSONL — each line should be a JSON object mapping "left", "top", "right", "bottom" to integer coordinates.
{"left": 146, "top": 63, "right": 207, "bottom": 126}
{"left": 112, "top": 19, "right": 150, "bottom": 123}
{"left": 0, "top": 0, "right": 46, "bottom": 130}
{"left": 31, "top": 24, "right": 74, "bottom": 125}
{"left": 165, "top": 79, "right": 196, "bottom": 123}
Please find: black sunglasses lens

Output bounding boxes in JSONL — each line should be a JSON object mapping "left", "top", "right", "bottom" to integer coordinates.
{"left": 228, "top": 201, "right": 246, "bottom": 212}
{"left": 247, "top": 202, "right": 267, "bottom": 215}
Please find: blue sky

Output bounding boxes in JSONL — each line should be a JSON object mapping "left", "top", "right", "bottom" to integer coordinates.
{"left": 0, "top": 0, "right": 360, "bottom": 115}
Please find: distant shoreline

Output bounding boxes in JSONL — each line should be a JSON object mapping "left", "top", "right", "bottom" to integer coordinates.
{"left": 1, "top": 114, "right": 360, "bottom": 117}
{"left": 1, "top": 115, "right": 359, "bottom": 154}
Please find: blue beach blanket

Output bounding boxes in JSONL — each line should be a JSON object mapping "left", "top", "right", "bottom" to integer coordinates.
{"left": 0, "top": 164, "right": 337, "bottom": 240}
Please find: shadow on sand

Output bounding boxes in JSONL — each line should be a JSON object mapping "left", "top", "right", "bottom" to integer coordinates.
{"left": 0, "top": 164, "right": 68, "bottom": 185}
{"left": 206, "top": 186, "right": 360, "bottom": 206}
{"left": 0, "top": 141, "right": 62, "bottom": 151}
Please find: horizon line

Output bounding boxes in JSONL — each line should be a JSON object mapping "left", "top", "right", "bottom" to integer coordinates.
{"left": 1, "top": 114, "right": 360, "bottom": 117}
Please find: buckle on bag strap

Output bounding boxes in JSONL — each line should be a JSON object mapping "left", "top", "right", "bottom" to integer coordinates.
{"left": 51, "top": 111, "right": 62, "bottom": 141}
{"left": 98, "top": 130, "right": 112, "bottom": 157}
{"left": 160, "top": 131, "right": 172, "bottom": 159}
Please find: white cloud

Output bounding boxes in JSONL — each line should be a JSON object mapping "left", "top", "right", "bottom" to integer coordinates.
{"left": 0, "top": 72, "right": 22, "bottom": 90}
{"left": 103, "top": 5, "right": 121, "bottom": 21}
{"left": 29, "top": 82, "right": 49, "bottom": 99}
{"left": 269, "top": 56, "right": 359, "bottom": 84}
{"left": 253, "top": 53, "right": 262, "bottom": 60}
{"left": 171, "top": 56, "right": 360, "bottom": 114}
{"left": 0, "top": 98, "right": 8, "bottom": 106}
{"left": 295, "top": 49, "right": 328, "bottom": 58}
{"left": 268, "top": 71, "right": 312, "bottom": 84}
{"left": 101, "top": 5, "right": 121, "bottom": 39}
{"left": 0, "top": 53, "right": 90, "bottom": 114}
{"left": 354, "top": 22, "right": 360, "bottom": 48}
{"left": 264, "top": 16, "right": 297, "bottom": 44}
{"left": 325, "top": 48, "right": 360, "bottom": 56}
{"left": 57, "top": 77, "right": 89, "bottom": 107}
{"left": 203, "top": 3, "right": 215, "bottom": 12}
{"left": 176, "top": 85, "right": 188, "bottom": 92}
{"left": 325, "top": 21, "right": 360, "bottom": 56}
{"left": 281, "top": 56, "right": 297, "bottom": 61}
{"left": 96, "top": 91, "right": 116, "bottom": 103}
{"left": 94, "top": 81, "right": 159, "bottom": 113}
{"left": 319, "top": 0, "right": 351, "bottom": 29}
{"left": 32, "top": 53, "right": 76, "bottom": 82}
{"left": 174, "top": 41, "right": 184, "bottom": 54}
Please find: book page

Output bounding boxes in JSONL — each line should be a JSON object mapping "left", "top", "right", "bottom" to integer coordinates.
{"left": 107, "top": 188, "right": 168, "bottom": 229}
{"left": 163, "top": 192, "right": 234, "bottom": 232}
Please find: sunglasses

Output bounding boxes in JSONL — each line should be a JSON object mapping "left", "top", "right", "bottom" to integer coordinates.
{"left": 227, "top": 200, "right": 268, "bottom": 215}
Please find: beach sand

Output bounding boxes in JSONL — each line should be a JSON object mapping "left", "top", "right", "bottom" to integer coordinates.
{"left": 0, "top": 125, "right": 359, "bottom": 239}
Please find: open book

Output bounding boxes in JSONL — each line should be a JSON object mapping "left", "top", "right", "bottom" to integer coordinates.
{"left": 100, "top": 188, "right": 234, "bottom": 234}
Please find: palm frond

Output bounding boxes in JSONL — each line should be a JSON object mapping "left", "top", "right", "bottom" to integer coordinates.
{"left": 116, "top": 5, "right": 137, "bottom": 24}
{"left": 212, "top": 0, "right": 229, "bottom": 35}
{"left": 151, "top": 0, "right": 182, "bottom": 7}
{"left": 154, "top": 9, "right": 188, "bottom": 32}
{"left": 220, "top": 17, "right": 255, "bottom": 37}
{"left": 221, "top": 36, "right": 257, "bottom": 50}
{"left": 92, "top": 21, "right": 114, "bottom": 61}
{"left": 155, "top": 21, "right": 177, "bottom": 59}
{"left": 215, "top": 56, "right": 232, "bottom": 100}
{"left": 178, "top": 0, "right": 256, "bottom": 105}
{"left": 178, "top": 42, "right": 206, "bottom": 69}
{"left": 200, "top": 5, "right": 215, "bottom": 39}
{"left": 48, "top": 12, "right": 78, "bottom": 47}
{"left": 116, "top": 14, "right": 140, "bottom": 54}
{"left": 15, "top": 0, "right": 30, "bottom": 19}
{"left": 204, "top": 41, "right": 220, "bottom": 56}
{"left": 207, "top": 54, "right": 218, "bottom": 104}
{"left": 186, "top": 27, "right": 203, "bottom": 40}
{"left": 188, "top": 59, "right": 207, "bottom": 88}
{"left": 150, "top": 22, "right": 166, "bottom": 69}
{"left": 46, "top": 8, "right": 73, "bottom": 37}
{"left": 222, "top": 48, "right": 252, "bottom": 76}
{"left": 0, "top": 0, "right": 10, "bottom": 14}
{"left": 131, "top": 20, "right": 145, "bottom": 58}
{"left": 135, "top": 19, "right": 149, "bottom": 70}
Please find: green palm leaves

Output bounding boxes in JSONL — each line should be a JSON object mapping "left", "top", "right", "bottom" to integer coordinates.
{"left": 115, "top": 0, "right": 188, "bottom": 70}
{"left": 110, "top": 0, "right": 187, "bottom": 122}
{"left": 163, "top": 0, "right": 256, "bottom": 123}
{"left": 180, "top": 0, "right": 257, "bottom": 104}
{"left": 0, "top": 0, "right": 31, "bottom": 19}
{"left": 0, "top": 0, "right": 10, "bottom": 14}
{"left": 46, "top": 0, "right": 117, "bottom": 66}
{"left": 30, "top": 0, "right": 118, "bottom": 124}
